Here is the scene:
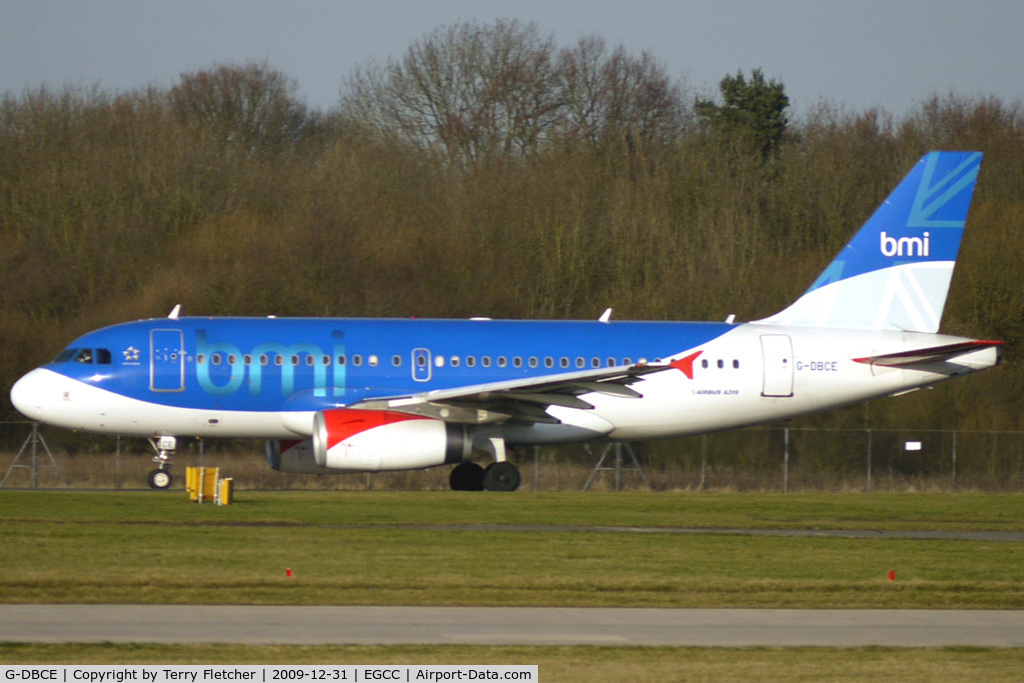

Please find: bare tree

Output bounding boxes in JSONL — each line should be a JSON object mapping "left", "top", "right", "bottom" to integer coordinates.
{"left": 342, "top": 19, "right": 562, "bottom": 162}
{"left": 556, "top": 36, "right": 688, "bottom": 150}
{"left": 170, "top": 61, "right": 310, "bottom": 156}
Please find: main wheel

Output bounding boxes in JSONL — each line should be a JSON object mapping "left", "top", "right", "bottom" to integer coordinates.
{"left": 449, "top": 462, "right": 485, "bottom": 491}
{"left": 147, "top": 468, "right": 173, "bottom": 490}
{"left": 483, "top": 461, "right": 521, "bottom": 492}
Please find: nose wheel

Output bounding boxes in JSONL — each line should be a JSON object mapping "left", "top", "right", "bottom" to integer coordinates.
{"left": 147, "top": 468, "right": 173, "bottom": 489}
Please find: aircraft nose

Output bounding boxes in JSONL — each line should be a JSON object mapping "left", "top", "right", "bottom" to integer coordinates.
{"left": 10, "top": 368, "right": 59, "bottom": 420}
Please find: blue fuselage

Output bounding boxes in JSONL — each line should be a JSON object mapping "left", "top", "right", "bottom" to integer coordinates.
{"left": 50, "top": 317, "right": 732, "bottom": 413}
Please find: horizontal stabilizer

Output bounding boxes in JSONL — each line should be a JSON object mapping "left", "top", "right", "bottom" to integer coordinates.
{"left": 853, "top": 340, "right": 1003, "bottom": 368}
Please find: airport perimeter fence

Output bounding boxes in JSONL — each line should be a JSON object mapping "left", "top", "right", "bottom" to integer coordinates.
{"left": 2, "top": 420, "right": 1024, "bottom": 492}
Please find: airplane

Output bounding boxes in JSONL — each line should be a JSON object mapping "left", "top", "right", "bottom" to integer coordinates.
{"left": 9, "top": 151, "right": 1001, "bottom": 491}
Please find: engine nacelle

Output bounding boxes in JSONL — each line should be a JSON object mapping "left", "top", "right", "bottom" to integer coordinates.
{"left": 312, "top": 408, "right": 471, "bottom": 472}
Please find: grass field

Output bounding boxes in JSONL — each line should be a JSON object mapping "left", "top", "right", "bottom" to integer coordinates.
{"left": 3, "top": 490, "right": 1024, "bottom": 678}
{"left": 1, "top": 490, "right": 1023, "bottom": 608}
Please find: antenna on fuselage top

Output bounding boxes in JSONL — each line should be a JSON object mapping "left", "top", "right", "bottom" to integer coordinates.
{"left": 599, "top": 308, "right": 613, "bottom": 323}
{"left": 168, "top": 304, "right": 181, "bottom": 320}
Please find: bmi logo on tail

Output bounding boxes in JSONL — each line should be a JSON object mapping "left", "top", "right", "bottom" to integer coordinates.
{"left": 880, "top": 231, "right": 929, "bottom": 257}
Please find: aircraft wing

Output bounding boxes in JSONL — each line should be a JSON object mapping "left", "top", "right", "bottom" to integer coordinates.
{"left": 357, "top": 360, "right": 688, "bottom": 425}
{"left": 853, "top": 340, "right": 1003, "bottom": 368}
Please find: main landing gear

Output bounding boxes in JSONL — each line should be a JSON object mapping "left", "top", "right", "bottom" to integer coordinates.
{"left": 449, "top": 436, "right": 521, "bottom": 492}
{"left": 147, "top": 436, "right": 177, "bottom": 490}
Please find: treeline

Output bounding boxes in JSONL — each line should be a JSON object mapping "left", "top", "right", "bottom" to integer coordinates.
{"left": 1, "top": 19, "right": 1023, "bottom": 432}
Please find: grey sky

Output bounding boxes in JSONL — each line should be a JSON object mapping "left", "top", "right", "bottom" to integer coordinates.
{"left": 2, "top": 0, "right": 1021, "bottom": 118}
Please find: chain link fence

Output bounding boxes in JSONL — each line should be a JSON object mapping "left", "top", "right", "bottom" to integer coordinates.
{"left": 2, "top": 421, "right": 1023, "bottom": 492}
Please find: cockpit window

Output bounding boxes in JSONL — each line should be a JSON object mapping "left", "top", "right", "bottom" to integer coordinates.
{"left": 73, "top": 349, "right": 93, "bottom": 364}
{"left": 53, "top": 349, "right": 77, "bottom": 363}
{"left": 96, "top": 348, "right": 112, "bottom": 364}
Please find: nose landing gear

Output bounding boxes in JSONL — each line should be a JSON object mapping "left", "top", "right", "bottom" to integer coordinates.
{"left": 146, "top": 436, "right": 177, "bottom": 489}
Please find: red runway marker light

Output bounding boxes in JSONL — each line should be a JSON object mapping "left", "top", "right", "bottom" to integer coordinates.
{"left": 889, "top": 570, "right": 895, "bottom": 582}
{"left": 286, "top": 568, "right": 292, "bottom": 577}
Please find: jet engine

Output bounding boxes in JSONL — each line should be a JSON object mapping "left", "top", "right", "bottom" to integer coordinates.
{"left": 311, "top": 408, "right": 471, "bottom": 472}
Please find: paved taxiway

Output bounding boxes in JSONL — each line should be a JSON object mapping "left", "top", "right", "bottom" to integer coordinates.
{"left": 3, "top": 605, "right": 1024, "bottom": 647}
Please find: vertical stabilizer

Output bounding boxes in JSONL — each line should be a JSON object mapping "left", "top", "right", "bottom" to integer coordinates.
{"left": 757, "top": 151, "right": 982, "bottom": 332}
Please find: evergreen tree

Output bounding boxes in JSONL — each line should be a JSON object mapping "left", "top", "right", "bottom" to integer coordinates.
{"left": 695, "top": 68, "right": 789, "bottom": 156}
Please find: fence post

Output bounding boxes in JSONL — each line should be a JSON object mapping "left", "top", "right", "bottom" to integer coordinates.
{"left": 866, "top": 429, "right": 872, "bottom": 493}
{"left": 951, "top": 430, "right": 957, "bottom": 492}
{"left": 699, "top": 435, "right": 707, "bottom": 491}
{"left": 782, "top": 428, "right": 790, "bottom": 493}
{"left": 533, "top": 446, "right": 540, "bottom": 492}
{"left": 30, "top": 423, "right": 39, "bottom": 489}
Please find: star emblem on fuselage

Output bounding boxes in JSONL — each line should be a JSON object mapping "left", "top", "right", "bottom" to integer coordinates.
{"left": 123, "top": 346, "right": 140, "bottom": 362}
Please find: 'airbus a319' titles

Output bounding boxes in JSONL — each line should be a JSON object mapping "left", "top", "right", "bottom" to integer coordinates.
{"left": 10, "top": 152, "right": 1000, "bottom": 490}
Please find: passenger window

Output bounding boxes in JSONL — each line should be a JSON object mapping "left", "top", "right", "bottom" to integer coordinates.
{"left": 591, "top": 357, "right": 601, "bottom": 368}
{"left": 211, "top": 353, "right": 221, "bottom": 366}
{"left": 369, "top": 355, "right": 379, "bottom": 367}
{"left": 482, "top": 356, "right": 492, "bottom": 368}
{"left": 451, "top": 356, "right": 461, "bottom": 368}
{"left": 392, "top": 355, "right": 402, "bottom": 367}
{"left": 528, "top": 357, "right": 538, "bottom": 368}
{"left": 497, "top": 356, "right": 507, "bottom": 368}
{"left": 243, "top": 355, "right": 252, "bottom": 366}
{"left": 623, "top": 358, "right": 632, "bottom": 366}
{"left": 305, "top": 355, "right": 315, "bottom": 366}
{"left": 576, "top": 357, "right": 585, "bottom": 368}
{"left": 196, "top": 354, "right": 206, "bottom": 365}
{"left": 733, "top": 359, "right": 740, "bottom": 369}
{"left": 352, "top": 355, "right": 362, "bottom": 366}
{"left": 717, "top": 359, "right": 724, "bottom": 369}
{"left": 560, "top": 357, "right": 569, "bottom": 368}
{"left": 322, "top": 355, "right": 331, "bottom": 366}
{"left": 513, "top": 357, "right": 522, "bottom": 368}
{"left": 336, "top": 355, "right": 346, "bottom": 366}
{"left": 291, "top": 355, "right": 300, "bottom": 366}
{"left": 228, "top": 354, "right": 237, "bottom": 365}
{"left": 702, "top": 359, "right": 709, "bottom": 369}
{"left": 260, "top": 354, "right": 269, "bottom": 366}
{"left": 96, "top": 349, "right": 112, "bottom": 364}
{"left": 275, "top": 355, "right": 284, "bottom": 366}
{"left": 434, "top": 356, "right": 444, "bottom": 368}
{"left": 545, "top": 357, "right": 554, "bottom": 368}
{"left": 467, "top": 356, "right": 476, "bottom": 368}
